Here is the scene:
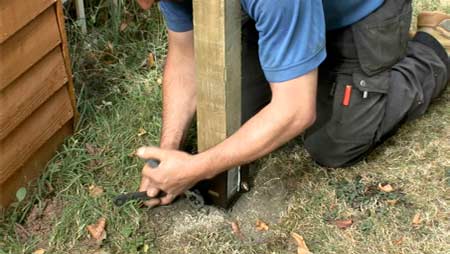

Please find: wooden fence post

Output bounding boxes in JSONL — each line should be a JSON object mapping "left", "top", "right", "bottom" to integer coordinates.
{"left": 193, "top": 0, "right": 244, "bottom": 207}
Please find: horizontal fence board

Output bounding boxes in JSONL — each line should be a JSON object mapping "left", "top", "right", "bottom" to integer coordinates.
{"left": 0, "top": 87, "right": 74, "bottom": 184}
{"left": 0, "top": 121, "right": 72, "bottom": 208}
{"left": 0, "top": 47, "right": 68, "bottom": 141}
{"left": 0, "top": 0, "right": 56, "bottom": 43}
{"left": 0, "top": 6, "right": 61, "bottom": 90}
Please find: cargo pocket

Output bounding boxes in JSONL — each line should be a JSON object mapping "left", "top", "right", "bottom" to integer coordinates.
{"left": 326, "top": 71, "right": 390, "bottom": 143}
{"left": 352, "top": 0, "right": 412, "bottom": 76}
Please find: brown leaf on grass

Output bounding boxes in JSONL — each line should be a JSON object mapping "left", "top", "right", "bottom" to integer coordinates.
{"left": 88, "top": 185, "right": 104, "bottom": 198}
{"left": 32, "top": 249, "right": 46, "bottom": 254}
{"left": 412, "top": 213, "right": 421, "bottom": 226}
{"left": 106, "top": 41, "right": 114, "bottom": 52}
{"left": 230, "top": 221, "right": 245, "bottom": 240}
{"left": 334, "top": 219, "right": 353, "bottom": 229}
{"left": 393, "top": 236, "right": 405, "bottom": 245}
{"left": 147, "top": 52, "right": 155, "bottom": 68}
{"left": 137, "top": 128, "right": 147, "bottom": 137}
{"left": 87, "top": 217, "right": 107, "bottom": 243}
{"left": 255, "top": 219, "right": 269, "bottom": 231}
{"left": 378, "top": 183, "right": 394, "bottom": 193}
{"left": 329, "top": 203, "right": 337, "bottom": 210}
{"left": 120, "top": 22, "right": 128, "bottom": 32}
{"left": 386, "top": 199, "right": 398, "bottom": 206}
{"left": 291, "top": 232, "right": 311, "bottom": 254}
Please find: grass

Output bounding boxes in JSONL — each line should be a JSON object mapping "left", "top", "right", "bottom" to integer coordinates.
{"left": 1, "top": 0, "right": 449, "bottom": 253}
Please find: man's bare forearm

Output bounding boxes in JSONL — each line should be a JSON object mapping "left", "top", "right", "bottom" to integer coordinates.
{"left": 192, "top": 70, "right": 318, "bottom": 180}
{"left": 160, "top": 31, "right": 196, "bottom": 149}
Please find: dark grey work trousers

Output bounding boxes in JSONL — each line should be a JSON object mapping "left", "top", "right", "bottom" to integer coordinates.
{"left": 241, "top": 0, "right": 449, "bottom": 168}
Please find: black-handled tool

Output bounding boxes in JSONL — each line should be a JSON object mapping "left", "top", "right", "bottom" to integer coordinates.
{"left": 113, "top": 159, "right": 167, "bottom": 206}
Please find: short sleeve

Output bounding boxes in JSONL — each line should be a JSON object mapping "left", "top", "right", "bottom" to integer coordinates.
{"left": 243, "top": 0, "right": 327, "bottom": 83}
{"left": 159, "top": 0, "right": 193, "bottom": 32}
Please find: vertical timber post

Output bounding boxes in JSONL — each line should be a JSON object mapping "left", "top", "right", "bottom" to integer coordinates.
{"left": 193, "top": 0, "right": 243, "bottom": 207}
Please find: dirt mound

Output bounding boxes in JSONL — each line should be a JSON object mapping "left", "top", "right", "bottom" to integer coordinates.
{"left": 15, "top": 198, "right": 63, "bottom": 247}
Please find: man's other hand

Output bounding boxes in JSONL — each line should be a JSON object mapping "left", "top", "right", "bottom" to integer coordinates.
{"left": 137, "top": 0, "right": 154, "bottom": 10}
{"left": 137, "top": 146, "right": 203, "bottom": 207}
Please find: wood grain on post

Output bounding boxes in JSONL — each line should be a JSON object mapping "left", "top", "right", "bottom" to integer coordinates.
{"left": 193, "top": 0, "right": 242, "bottom": 207}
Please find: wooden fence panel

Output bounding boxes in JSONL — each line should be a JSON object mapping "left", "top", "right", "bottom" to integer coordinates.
{"left": 0, "top": 47, "right": 68, "bottom": 141}
{"left": 0, "top": 121, "right": 72, "bottom": 207}
{"left": 0, "top": 87, "right": 74, "bottom": 184}
{"left": 0, "top": 6, "right": 61, "bottom": 90}
{"left": 0, "top": 0, "right": 56, "bottom": 43}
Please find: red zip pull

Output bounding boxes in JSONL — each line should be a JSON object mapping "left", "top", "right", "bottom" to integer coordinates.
{"left": 342, "top": 85, "right": 352, "bottom": 107}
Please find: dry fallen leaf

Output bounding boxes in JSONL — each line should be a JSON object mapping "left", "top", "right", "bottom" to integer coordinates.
{"left": 87, "top": 217, "right": 107, "bottom": 242}
{"left": 120, "top": 22, "right": 128, "bottom": 32}
{"left": 329, "top": 203, "right": 337, "bottom": 210}
{"left": 147, "top": 52, "right": 155, "bottom": 68}
{"left": 143, "top": 244, "right": 150, "bottom": 253}
{"left": 88, "top": 185, "right": 104, "bottom": 198}
{"left": 334, "top": 219, "right": 353, "bottom": 229}
{"left": 393, "top": 236, "right": 405, "bottom": 245}
{"left": 412, "top": 213, "right": 421, "bottom": 226}
{"left": 291, "top": 232, "right": 310, "bottom": 254}
{"left": 230, "top": 221, "right": 245, "bottom": 240}
{"left": 32, "top": 248, "right": 46, "bottom": 254}
{"left": 137, "top": 128, "right": 147, "bottom": 137}
{"left": 255, "top": 219, "right": 269, "bottom": 231}
{"left": 386, "top": 199, "right": 398, "bottom": 206}
{"left": 106, "top": 41, "right": 114, "bottom": 52}
{"left": 378, "top": 183, "right": 394, "bottom": 193}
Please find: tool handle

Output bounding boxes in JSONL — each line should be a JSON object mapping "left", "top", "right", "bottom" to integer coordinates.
{"left": 113, "top": 191, "right": 166, "bottom": 206}
{"left": 113, "top": 159, "right": 167, "bottom": 207}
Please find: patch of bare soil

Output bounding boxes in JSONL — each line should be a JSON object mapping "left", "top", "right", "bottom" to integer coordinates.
{"left": 15, "top": 198, "right": 63, "bottom": 248}
{"left": 144, "top": 161, "right": 294, "bottom": 252}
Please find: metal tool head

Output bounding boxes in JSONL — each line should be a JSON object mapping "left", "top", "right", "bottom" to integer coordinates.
{"left": 185, "top": 190, "right": 205, "bottom": 209}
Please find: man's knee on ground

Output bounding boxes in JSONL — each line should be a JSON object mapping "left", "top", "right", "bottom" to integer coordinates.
{"left": 304, "top": 132, "right": 371, "bottom": 168}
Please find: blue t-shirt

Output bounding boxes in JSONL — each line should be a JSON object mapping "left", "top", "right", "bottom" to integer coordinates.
{"left": 159, "top": 0, "right": 384, "bottom": 83}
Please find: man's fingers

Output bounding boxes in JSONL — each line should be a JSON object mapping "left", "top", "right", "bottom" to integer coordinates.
{"left": 159, "top": 194, "right": 176, "bottom": 206}
{"left": 147, "top": 188, "right": 159, "bottom": 198}
{"left": 136, "top": 146, "right": 167, "bottom": 161}
{"left": 139, "top": 173, "right": 160, "bottom": 197}
{"left": 139, "top": 176, "right": 151, "bottom": 192}
{"left": 143, "top": 198, "right": 161, "bottom": 208}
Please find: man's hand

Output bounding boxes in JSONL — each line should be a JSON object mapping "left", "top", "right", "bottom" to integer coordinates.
{"left": 136, "top": 0, "right": 154, "bottom": 10}
{"left": 137, "top": 146, "right": 204, "bottom": 207}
